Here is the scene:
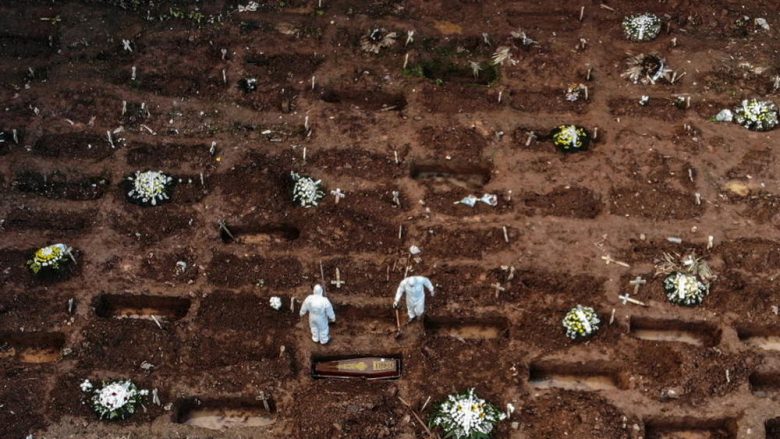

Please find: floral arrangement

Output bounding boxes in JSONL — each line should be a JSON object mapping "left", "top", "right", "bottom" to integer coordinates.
{"left": 551, "top": 124, "right": 591, "bottom": 153}
{"left": 360, "top": 28, "right": 397, "bottom": 54}
{"left": 27, "top": 243, "right": 73, "bottom": 275}
{"left": 291, "top": 171, "right": 324, "bottom": 208}
{"left": 733, "top": 99, "right": 778, "bottom": 131}
{"left": 126, "top": 170, "right": 174, "bottom": 206}
{"left": 239, "top": 77, "right": 258, "bottom": 92}
{"left": 564, "top": 83, "right": 587, "bottom": 102}
{"left": 622, "top": 53, "right": 673, "bottom": 85}
{"left": 663, "top": 272, "right": 709, "bottom": 306}
{"left": 655, "top": 252, "right": 714, "bottom": 306}
{"left": 269, "top": 296, "right": 282, "bottom": 310}
{"left": 429, "top": 389, "right": 506, "bottom": 439}
{"left": 80, "top": 379, "right": 148, "bottom": 420}
{"left": 623, "top": 13, "right": 662, "bottom": 41}
{"left": 562, "top": 305, "right": 600, "bottom": 339}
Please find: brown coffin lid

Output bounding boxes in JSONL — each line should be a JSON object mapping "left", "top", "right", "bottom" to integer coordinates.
{"left": 311, "top": 356, "right": 401, "bottom": 380}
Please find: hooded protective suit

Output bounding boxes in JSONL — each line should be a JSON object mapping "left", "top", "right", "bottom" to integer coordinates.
{"left": 300, "top": 284, "right": 335, "bottom": 344}
{"left": 393, "top": 276, "right": 434, "bottom": 320}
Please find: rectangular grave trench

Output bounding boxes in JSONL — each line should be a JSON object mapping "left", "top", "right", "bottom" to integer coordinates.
{"left": 629, "top": 316, "right": 721, "bottom": 347}
{"left": 339, "top": 304, "right": 397, "bottom": 335}
{"left": 736, "top": 325, "right": 780, "bottom": 351}
{"left": 174, "top": 397, "right": 276, "bottom": 430}
{"left": 424, "top": 316, "right": 509, "bottom": 339}
{"left": 749, "top": 371, "right": 780, "bottom": 396}
{"left": 644, "top": 417, "right": 737, "bottom": 439}
{"left": 320, "top": 88, "right": 407, "bottom": 111}
{"left": 220, "top": 222, "right": 300, "bottom": 244}
{"left": 767, "top": 418, "right": 780, "bottom": 439}
{"left": 94, "top": 294, "right": 191, "bottom": 321}
{"left": 311, "top": 353, "right": 402, "bottom": 380}
{"left": 0, "top": 332, "right": 65, "bottom": 364}
{"left": 409, "top": 162, "right": 492, "bottom": 187}
{"left": 528, "top": 361, "right": 628, "bottom": 391}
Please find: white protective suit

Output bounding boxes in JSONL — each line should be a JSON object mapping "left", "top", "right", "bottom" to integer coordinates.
{"left": 300, "top": 284, "right": 336, "bottom": 344}
{"left": 393, "top": 276, "right": 435, "bottom": 320}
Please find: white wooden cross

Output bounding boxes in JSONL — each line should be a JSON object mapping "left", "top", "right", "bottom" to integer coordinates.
{"left": 331, "top": 188, "right": 345, "bottom": 204}
{"left": 257, "top": 391, "right": 271, "bottom": 412}
{"left": 618, "top": 293, "right": 647, "bottom": 307}
{"left": 629, "top": 276, "right": 646, "bottom": 295}
{"left": 330, "top": 268, "right": 345, "bottom": 288}
{"left": 491, "top": 282, "right": 506, "bottom": 298}
{"left": 601, "top": 254, "right": 630, "bottom": 268}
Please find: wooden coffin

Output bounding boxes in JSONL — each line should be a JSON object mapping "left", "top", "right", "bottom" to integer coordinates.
{"left": 312, "top": 356, "right": 401, "bottom": 380}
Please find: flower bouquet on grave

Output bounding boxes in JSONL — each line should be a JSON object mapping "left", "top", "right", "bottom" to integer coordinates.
{"left": 27, "top": 243, "right": 74, "bottom": 276}
{"left": 80, "top": 379, "right": 149, "bottom": 420}
{"left": 429, "top": 388, "right": 506, "bottom": 439}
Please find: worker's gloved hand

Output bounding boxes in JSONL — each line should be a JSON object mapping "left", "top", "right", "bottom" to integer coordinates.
{"left": 392, "top": 301, "right": 399, "bottom": 309}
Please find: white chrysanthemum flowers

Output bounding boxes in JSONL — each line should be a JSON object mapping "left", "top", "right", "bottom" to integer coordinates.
{"left": 623, "top": 13, "right": 662, "bottom": 41}
{"left": 81, "top": 379, "right": 149, "bottom": 420}
{"left": 655, "top": 252, "right": 714, "bottom": 307}
{"left": 564, "top": 83, "right": 588, "bottom": 102}
{"left": 562, "top": 305, "right": 601, "bottom": 340}
{"left": 28, "top": 243, "right": 73, "bottom": 275}
{"left": 270, "top": 296, "right": 283, "bottom": 310}
{"left": 291, "top": 172, "right": 324, "bottom": 208}
{"left": 664, "top": 272, "right": 709, "bottom": 306}
{"left": 80, "top": 379, "right": 93, "bottom": 392}
{"left": 126, "top": 170, "right": 174, "bottom": 206}
{"left": 430, "top": 389, "right": 506, "bottom": 439}
{"left": 733, "top": 99, "right": 779, "bottom": 131}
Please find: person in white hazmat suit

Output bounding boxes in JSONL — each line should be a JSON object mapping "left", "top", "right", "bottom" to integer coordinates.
{"left": 393, "top": 276, "right": 435, "bottom": 321}
{"left": 300, "top": 284, "right": 336, "bottom": 344}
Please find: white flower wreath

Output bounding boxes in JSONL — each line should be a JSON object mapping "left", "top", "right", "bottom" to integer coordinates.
{"left": 623, "top": 13, "right": 662, "bottom": 42}
{"left": 291, "top": 172, "right": 324, "bottom": 208}
{"left": 127, "top": 170, "right": 173, "bottom": 206}
{"left": 81, "top": 379, "right": 149, "bottom": 420}
{"left": 430, "top": 389, "right": 506, "bottom": 439}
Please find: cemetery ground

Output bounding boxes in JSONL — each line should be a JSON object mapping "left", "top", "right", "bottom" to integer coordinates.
{"left": 1, "top": 0, "right": 780, "bottom": 438}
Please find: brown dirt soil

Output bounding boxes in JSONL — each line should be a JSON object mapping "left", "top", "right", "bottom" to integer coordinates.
{"left": 1, "top": 0, "right": 780, "bottom": 438}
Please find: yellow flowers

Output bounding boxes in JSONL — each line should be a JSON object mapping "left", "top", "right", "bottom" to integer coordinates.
{"left": 28, "top": 243, "right": 72, "bottom": 275}
{"left": 551, "top": 124, "right": 591, "bottom": 153}
{"left": 734, "top": 99, "right": 778, "bottom": 131}
{"left": 35, "top": 245, "right": 62, "bottom": 262}
{"left": 562, "top": 305, "right": 600, "bottom": 340}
